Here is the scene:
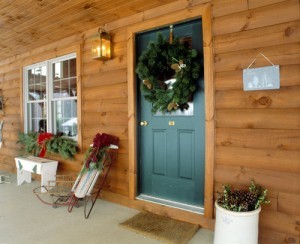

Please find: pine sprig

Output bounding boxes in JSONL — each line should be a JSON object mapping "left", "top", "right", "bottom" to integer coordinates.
{"left": 217, "top": 180, "right": 270, "bottom": 212}
{"left": 80, "top": 146, "right": 109, "bottom": 175}
{"left": 80, "top": 133, "right": 117, "bottom": 174}
{"left": 45, "top": 136, "right": 77, "bottom": 159}
{"left": 18, "top": 132, "right": 77, "bottom": 159}
{"left": 17, "top": 132, "right": 40, "bottom": 156}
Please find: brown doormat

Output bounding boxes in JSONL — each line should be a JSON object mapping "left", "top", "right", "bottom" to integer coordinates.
{"left": 120, "top": 211, "right": 199, "bottom": 243}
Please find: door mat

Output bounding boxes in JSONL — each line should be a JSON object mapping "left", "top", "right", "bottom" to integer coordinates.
{"left": 120, "top": 212, "right": 199, "bottom": 243}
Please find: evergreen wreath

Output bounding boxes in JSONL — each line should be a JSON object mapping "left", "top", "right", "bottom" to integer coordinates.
{"left": 136, "top": 33, "right": 200, "bottom": 114}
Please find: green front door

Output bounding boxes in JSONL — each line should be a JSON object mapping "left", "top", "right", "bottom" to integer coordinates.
{"left": 137, "top": 19, "right": 205, "bottom": 209}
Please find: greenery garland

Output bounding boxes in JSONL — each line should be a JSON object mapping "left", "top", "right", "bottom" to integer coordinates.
{"left": 80, "top": 133, "right": 118, "bottom": 174}
{"left": 136, "top": 33, "right": 200, "bottom": 114}
{"left": 80, "top": 146, "right": 110, "bottom": 175}
{"left": 18, "top": 132, "right": 77, "bottom": 160}
{"left": 46, "top": 135, "right": 77, "bottom": 159}
{"left": 18, "top": 132, "right": 41, "bottom": 157}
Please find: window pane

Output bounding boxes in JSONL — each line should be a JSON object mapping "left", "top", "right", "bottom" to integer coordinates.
{"left": 53, "top": 100, "right": 77, "bottom": 139}
{"left": 27, "top": 65, "right": 47, "bottom": 101}
{"left": 69, "top": 59, "right": 77, "bottom": 77}
{"left": 52, "top": 58, "right": 77, "bottom": 98}
{"left": 53, "top": 78, "right": 77, "bottom": 98}
{"left": 24, "top": 54, "right": 77, "bottom": 137}
{"left": 27, "top": 102, "right": 47, "bottom": 132}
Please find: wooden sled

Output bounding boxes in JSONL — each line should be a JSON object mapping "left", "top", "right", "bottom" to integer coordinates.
{"left": 33, "top": 143, "right": 118, "bottom": 219}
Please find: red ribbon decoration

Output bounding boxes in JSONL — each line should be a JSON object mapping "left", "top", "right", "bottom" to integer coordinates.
{"left": 37, "top": 133, "right": 53, "bottom": 157}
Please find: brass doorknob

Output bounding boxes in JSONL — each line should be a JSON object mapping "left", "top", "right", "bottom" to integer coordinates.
{"left": 140, "top": 121, "right": 148, "bottom": 126}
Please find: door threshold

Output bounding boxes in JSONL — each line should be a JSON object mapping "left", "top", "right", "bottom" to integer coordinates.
{"left": 137, "top": 194, "right": 204, "bottom": 214}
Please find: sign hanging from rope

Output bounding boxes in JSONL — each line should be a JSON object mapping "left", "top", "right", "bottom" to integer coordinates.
{"left": 243, "top": 53, "right": 280, "bottom": 91}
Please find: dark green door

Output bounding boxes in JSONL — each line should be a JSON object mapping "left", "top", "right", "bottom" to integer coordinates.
{"left": 137, "top": 19, "right": 205, "bottom": 209}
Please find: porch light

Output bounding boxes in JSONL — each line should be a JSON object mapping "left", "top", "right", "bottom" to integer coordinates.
{"left": 91, "top": 28, "right": 112, "bottom": 60}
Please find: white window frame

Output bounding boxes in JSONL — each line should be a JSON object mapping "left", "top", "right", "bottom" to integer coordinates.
{"left": 23, "top": 53, "right": 77, "bottom": 136}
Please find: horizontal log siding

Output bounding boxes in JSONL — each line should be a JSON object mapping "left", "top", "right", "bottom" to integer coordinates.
{"left": 213, "top": 0, "right": 300, "bottom": 243}
{"left": 80, "top": 29, "right": 129, "bottom": 196}
{"left": 0, "top": 0, "right": 299, "bottom": 243}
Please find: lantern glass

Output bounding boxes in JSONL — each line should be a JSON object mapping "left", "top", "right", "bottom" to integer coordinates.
{"left": 91, "top": 30, "right": 111, "bottom": 60}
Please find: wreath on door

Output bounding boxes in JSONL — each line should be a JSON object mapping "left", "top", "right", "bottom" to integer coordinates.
{"left": 136, "top": 33, "right": 201, "bottom": 114}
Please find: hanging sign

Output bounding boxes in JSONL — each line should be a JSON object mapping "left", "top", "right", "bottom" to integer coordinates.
{"left": 243, "top": 53, "right": 280, "bottom": 91}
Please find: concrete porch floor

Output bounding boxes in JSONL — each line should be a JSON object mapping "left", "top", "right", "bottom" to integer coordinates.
{"left": 0, "top": 171, "right": 214, "bottom": 244}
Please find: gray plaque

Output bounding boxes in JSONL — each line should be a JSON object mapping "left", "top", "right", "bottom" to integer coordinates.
{"left": 243, "top": 65, "right": 280, "bottom": 91}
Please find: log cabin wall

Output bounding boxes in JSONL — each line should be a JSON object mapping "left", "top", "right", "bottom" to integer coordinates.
{"left": 213, "top": 1, "right": 300, "bottom": 243}
{"left": 0, "top": 0, "right": 299, "bottom": 243}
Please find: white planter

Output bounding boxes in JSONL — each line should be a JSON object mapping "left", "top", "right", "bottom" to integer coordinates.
{"left": 214, "top": 202, "right": 261, "bottom": 244}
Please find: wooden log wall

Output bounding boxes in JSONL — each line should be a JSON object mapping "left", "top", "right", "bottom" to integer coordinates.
{"left": 0, "top": 0, "right": 299, "bottom": 243}
{"left": 213, "top": 1, "right": 300, "bottom": 243}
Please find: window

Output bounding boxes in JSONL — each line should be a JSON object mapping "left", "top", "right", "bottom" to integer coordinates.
{"left": 23, "top": 53, "right": 78, "bottom": 140}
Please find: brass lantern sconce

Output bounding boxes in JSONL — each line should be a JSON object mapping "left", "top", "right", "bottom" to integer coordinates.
{"left": 91, "top": 28, "right": 112, "bottom": 61}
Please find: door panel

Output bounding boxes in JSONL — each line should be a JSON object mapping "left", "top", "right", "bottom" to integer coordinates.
{"left": 153, "top": 130, "right": 167, "bottom": 175}
{"left": 179, "top": 130, "right": 194, "bottom": 179}
{"left": 137, "top": 19, "right": 205, "bottom": 207}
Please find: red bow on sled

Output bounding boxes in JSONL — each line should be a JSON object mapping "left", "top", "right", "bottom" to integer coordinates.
{"left": 37, "top": 133, "right": 53, "bottom": 157}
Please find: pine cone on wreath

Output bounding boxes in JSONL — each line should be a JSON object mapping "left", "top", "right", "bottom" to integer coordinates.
{"left": 143, "top": 79, "right": 152, "bottom": 90}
